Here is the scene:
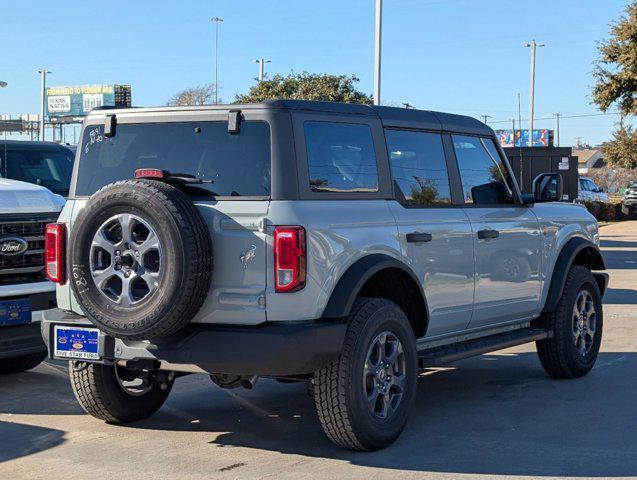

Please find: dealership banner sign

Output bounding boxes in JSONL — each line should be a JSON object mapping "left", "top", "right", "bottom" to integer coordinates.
{"left": 45, "top": 84, "right": 132, "bottom": 118}
{"left": 496, "top": 129, "right": 554, "bottom": 148}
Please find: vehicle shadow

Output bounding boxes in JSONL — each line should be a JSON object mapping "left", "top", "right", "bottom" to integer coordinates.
{"left": 0, "top": 362, "right": 83, "bottom": 416}
{"left": 603, "top": 287, "right": 637, "bottom": 304}
{"left": 0, "top": 421, "right": 65, "bottom": 463}
{"left": 601, "top": 249, "right": 637, "bottom": 269}
{"left": 126, "top": 351, "right": 636, "bottom": 477}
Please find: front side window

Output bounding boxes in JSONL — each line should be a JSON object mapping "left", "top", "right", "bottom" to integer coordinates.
{"left": 304, "top": 121, "right": 379, "bottom": 193}
{"left": 76, "top": 121, "right": 271, "bottom": 197}
{"left": 453, "top": 135, "right": 514, "bottom": 205}
{"left": 385, "top": 129, "right": 451, "bottom": 206}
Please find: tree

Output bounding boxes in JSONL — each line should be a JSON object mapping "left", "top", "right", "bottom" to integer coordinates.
{"left": 592, "top": 2, "right": 637, "bottom": 168}
{"left": 601, "top": 125, "right": 637, "bottom": 169}
{"left": 167, "top": 84, "right": 217, "bottom": 106}
{"left": 235, "top": 72, "right": 372, "bottom": 104}
{"left": 593, "top": 1, "right": 637, "bottom": 115}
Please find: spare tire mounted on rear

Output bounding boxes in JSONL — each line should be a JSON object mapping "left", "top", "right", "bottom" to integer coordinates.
{"left": 69, "top": 179, "right": 213, "bottom": 340}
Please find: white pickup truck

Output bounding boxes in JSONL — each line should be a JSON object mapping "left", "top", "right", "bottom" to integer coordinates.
{"left": 0, "top": 178, "right": 64, "bottom": 373}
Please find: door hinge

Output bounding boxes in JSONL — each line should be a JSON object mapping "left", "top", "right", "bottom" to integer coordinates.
{"left": 258, "top": 217, "right": 268, "bottom": 234}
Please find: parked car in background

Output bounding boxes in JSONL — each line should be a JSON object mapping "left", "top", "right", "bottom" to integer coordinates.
{"left": 622, "top": 181, "right": 637, "bottom": 215}
{"left": 0, "top": 178, "right": 64, "bottom": 373}
{"left": 0, "top": 140, "right": 74, "bottom": 197}
{"left": 578, "top": 176, "right": 608, "bottom": 203}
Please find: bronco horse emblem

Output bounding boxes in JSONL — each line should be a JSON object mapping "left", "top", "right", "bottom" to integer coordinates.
{"left": 239, "top": 244, "right": 257, "bottom": 269}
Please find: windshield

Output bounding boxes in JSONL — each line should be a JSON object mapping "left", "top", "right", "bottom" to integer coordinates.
{"left": 0, "top": 146, "right": 74, "bottom": 196}
{"left": 76, "top": 121, "right": 271, "bottom": 197}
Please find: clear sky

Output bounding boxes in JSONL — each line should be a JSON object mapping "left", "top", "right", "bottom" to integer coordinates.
{"left": 0, "top": 0, "right": 629, "bottom": 146}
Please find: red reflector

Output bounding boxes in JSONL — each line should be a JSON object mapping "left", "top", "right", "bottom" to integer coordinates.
{"left": 274, "top": 226, "right": 306, "bottom": 293}
{"left": 45, "top": 223, "right": 66, "bottom": 284}
{"left": 135, "top": 168, "right": 166, "bottom": 179}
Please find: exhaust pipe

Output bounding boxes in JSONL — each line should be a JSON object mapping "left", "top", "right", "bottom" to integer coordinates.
{"left": 240, "top": 375, "right": 259, "bottom": 390}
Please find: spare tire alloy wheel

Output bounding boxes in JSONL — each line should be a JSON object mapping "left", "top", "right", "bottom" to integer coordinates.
{"left": 90, "top": 214, "right": 162, "bottom": 307}
{"left": 69, "top": 180, "right": 213, "bottom": 340}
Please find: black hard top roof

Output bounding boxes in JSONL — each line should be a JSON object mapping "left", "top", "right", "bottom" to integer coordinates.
{"left": 87, "top": 99, "right": 493, "bottom": 136}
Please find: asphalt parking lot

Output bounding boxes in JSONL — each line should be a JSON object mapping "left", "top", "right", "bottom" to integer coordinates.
{"left": 1, "top": 221, "right": 636, "bottom": 480}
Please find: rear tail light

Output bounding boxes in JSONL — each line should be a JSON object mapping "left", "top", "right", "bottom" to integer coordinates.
{"left": 45, "top": 223, "right": 66, "bottom": 284}
{"left": 273, "top": 226, "right": 306, "bottom": 292}
{"left": 135, "top": 168, "right": 167, "bottom": 179}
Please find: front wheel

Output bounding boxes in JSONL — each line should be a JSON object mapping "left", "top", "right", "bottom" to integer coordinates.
{"left": 313, "top": 298, "right": 417, "bottom": 451}
{"left": 69, "top": 362, "right": 173, "bottom": 423}
{"left": 536, "top": 266, "right": 603, "bottom": 378}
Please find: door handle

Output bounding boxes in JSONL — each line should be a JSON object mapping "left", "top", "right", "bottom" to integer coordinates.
{"left": 406, "top": 232, "right": 433, "bottom": 243}
{"left": 477, "top": 229, "right": 500, "bottom": 239}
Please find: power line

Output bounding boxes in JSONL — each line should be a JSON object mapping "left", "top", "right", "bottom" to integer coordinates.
{"left": 488, "top": 111, "right": 621, "bottom": 125}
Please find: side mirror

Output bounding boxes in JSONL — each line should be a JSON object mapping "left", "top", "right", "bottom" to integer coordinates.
{"left": 532, "top": 173, "right": 562, "bottom": 203}
{"left": 597, "top": 187, "right": 604, "bottom": 193}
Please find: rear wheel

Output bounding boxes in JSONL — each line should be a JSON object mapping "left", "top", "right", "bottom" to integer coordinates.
{"left": 0, "top": 351, "right": 46, "bottom": 374}
{"left": 313, "top": 298, "right": 417, "bottom": 451}
{"left": 536, "top": 266, "right": 603, "bottom": 378}
{"left": 69, "top": 362, "right": 173, "bottom": 423}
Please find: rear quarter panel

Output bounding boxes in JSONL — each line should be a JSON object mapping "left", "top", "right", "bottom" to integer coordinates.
{"left": 265, "top": 200, "right": 401, "bottom": 322}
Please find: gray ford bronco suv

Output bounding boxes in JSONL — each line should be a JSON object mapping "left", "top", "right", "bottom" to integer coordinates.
{"left": 42, "top": 100, "right": 607, "bottom": 451}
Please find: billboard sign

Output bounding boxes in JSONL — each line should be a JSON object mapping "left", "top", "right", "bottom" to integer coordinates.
{"left": 496, "top": 129, "right": 553, "bottom": 148}
{"left": 45, "top": 84, "right": 132, "bottom": 118}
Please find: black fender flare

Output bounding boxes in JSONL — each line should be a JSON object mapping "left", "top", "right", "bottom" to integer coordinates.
{"left": 542, "top": 237, "right": 606, "bottom": 314}
{"left": 320, "top": 254, "right": 428, "bottom": 320}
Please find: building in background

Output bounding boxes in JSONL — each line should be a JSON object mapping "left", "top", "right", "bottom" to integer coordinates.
{"left": 574, "top": 148, "right": 605, "bottom": 174}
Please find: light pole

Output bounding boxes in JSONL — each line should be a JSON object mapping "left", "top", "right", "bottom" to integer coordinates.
{"left": 255, "top": 58, "right": 271, "bottom": 81}
{"left": 524, "top": 40, "right": 544, "bottom": 146}
{"left": 38, "top": 69, "right": 51, "bottom": 141}
{"left": 373, "top": 0, "right": 382, "bottom": 106}
{"left": 554, "top": 112, "right": 561, "bottom": 147}
{"left": 211, "top": 17, "right": 223, "bottom": 104}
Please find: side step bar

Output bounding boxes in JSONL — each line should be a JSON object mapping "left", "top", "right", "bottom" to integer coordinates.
{"left": 418, "top": 327, "right": 552, "bottom": 367}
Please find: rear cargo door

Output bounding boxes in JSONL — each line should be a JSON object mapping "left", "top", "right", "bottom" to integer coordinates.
{"left": 73, "top": 111, "right": 273, "bottom": 325}
{"left": 193, "top": 200, "right": 270, "bottom": 325}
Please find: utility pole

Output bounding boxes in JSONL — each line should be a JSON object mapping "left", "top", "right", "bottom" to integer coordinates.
{"left": 512, "top": 119, "right": 516, "bottom": 147}
{"left": 211, "top": 17, "right": 223, "bottom": 104}
{"left": 524, "top": 40, "right": 544, "bottom": 146}
{"left": 373, "top": 0, "right": 382, "bottom": 106}
{"left": 38, "top": 69, "right": 51, "bottom": 141}
{"left": 554, "top": 112, "right": 560, "bottom": 147}
{"left": 254, "top": 58, "right": 271, "bottom": 81}
{"left": 482, "top": 114, "right": 491, "bottom": 124}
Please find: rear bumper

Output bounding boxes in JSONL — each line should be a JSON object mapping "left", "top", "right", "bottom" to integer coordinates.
{"left": 0, "top": 290, "right": 56, "bottom": 359}
{"left": 41, "top": 309, "right": 347, "bottom": 376}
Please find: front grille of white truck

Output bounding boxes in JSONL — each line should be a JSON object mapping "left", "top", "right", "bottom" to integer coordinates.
{"left": 0, "top": 215, "right": 58, "bottom": 286}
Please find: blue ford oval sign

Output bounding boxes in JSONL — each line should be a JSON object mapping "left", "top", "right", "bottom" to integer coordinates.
{"left": 0, "top": 237, "right": 28, "bottom": 257}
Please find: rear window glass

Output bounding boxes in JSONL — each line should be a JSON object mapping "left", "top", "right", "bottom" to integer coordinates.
{"left": 304, "top": 121, "right": 379, "bottom": 193}
{"left": 76, "top": 121, "right": 271, "bottom": 197}
{"left": 0, "top": 146, "right": 74, "bottom": 196}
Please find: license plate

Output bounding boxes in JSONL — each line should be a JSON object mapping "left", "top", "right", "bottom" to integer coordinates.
{"left": 54, "top": 325, "right": 100, "bottom": 360}
{"left": 0, "top": 298, "right": 32, "bottom": 326}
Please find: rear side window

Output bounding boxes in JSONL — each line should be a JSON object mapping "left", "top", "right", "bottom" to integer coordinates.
{"left": 76, "top": 121, "right": 271, "bottom": 197}
{"left": 304, "top": 121, "right": 379, "bottom": 193}
{"left": 385, "top": 129, "right": 451, "bottom": 206}
{"left": 453, "top": 135, "right": 514, "bottom": 205}
{"left": 0, "top": 147, "right": 73, "bottom": 196}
